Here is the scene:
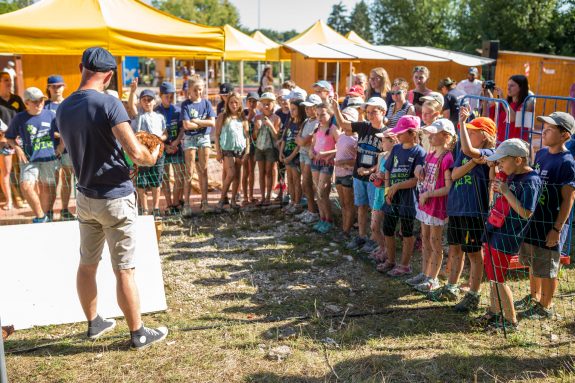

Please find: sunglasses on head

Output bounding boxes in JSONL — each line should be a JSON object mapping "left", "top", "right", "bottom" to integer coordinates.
{"left": 390, "top": 90, "right": 403, "bottom": 95}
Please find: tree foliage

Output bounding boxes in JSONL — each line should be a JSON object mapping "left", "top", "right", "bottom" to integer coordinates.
{"left": 0, "top": 0, "right": 33, "bottom": 14}
{"left": 327, "top": 1, "right": 349, "bottom": 35}
{"left": 152, "top": 0, "right": 240, "bottom": 28}
{"left": 348, "top": 0, "right": 373, "bottom": 43}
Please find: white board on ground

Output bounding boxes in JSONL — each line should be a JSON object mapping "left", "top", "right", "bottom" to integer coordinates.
{"left": 0, "top": 216, "right": 167, "bottom": 330}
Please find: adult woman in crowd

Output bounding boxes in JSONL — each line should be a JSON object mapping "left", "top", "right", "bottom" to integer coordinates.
{"left": 259, "top": 66, "right": 274, "bottom": 95}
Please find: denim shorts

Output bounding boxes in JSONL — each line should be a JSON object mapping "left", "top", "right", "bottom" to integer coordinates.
{"left": 183, "top": 134, "right": 211, "bottom": 150}
{"left": 20, "top": 160, "right": 60, "bottom": 185}
{"left": 311, "top": 159, "right": 334, "bottom": 175}
{"left": 299, "top": 150, "right": 312, "bottom": 166}
{"left": 60, "top": 152, "right": 73, "bottom": 168}
{"left": 353, "top": 177, "right": 375, "bottom": 207}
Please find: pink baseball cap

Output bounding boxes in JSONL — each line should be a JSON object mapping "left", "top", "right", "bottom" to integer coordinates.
{"left": 385, "top": 115, "right": 421, "bottom": 136}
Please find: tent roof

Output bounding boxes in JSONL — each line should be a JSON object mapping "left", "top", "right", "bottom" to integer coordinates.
{"left": 0, "top": 0, "right": 224, "bottom": 57}
{"left": 345, "top": 31, "right": 372, "bottom": 46}
{"left": 222, "top": 25, "right": 267, "bottom": 61}
{"left": 251, "top": 31, "right": 279, "bottom": 49}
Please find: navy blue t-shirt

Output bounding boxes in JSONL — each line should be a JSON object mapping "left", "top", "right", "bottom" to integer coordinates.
{"left": 181, "top": 98, "right": 215, "bottom": 137}
{"left": 446, "top": 148, "right": 494, "bottom": 217}
{"left": 525, "top": 149, "right": 575, "bottom": 251}
{"left": 56, "top": 89, "right": 132, "bottom": 199}
{"left": 485, "top": 171, "right": 541, "bottom": 254}
{"left": 5, "top": 109, "right": 57, "bottom": 162}
{"left": 383, "top": 143, "right": 427, "bottom": 217}
{"left": 351, "top": 121, "right": 384, "bottom": 182}
{"left": 155, "top": 104, "right": 182, "bottom": 156}
{"left": 443, "top": 88, "right": 466, "bottom": 126}
{"left": 44, "top": 100, "right": 60, "bottom": 112}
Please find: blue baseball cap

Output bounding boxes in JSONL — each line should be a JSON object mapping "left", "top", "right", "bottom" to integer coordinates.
{"left": 313, "top": 80, "right": 334, "bottom": 92}
{"left": 139, "top": 89, "right": 155, "bottom": 99}
{"left": 159, "top": 82, "right": 176, "bottom": 94}
{"left": 47, "top": 75, "right": 65, "bottom": 85}
{"left": 219, "top": 82, "right": 233, "bottom": 94}
{"left": 81, "top": 47, "right": 117, "bottom": 72}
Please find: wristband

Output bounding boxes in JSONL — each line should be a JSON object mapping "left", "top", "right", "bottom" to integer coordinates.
{"left": 552, "top": 226, "right": 561, "bottom": 233}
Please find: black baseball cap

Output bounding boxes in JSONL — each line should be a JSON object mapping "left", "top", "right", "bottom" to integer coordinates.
{"left": 246, "top": 91, "right": 259, "bottom": 101}
{"left": 81, "top": 47, "right": 117, "bottom": 72}
{"left": 219, "top": 82, "right": 233, "bottom": 94}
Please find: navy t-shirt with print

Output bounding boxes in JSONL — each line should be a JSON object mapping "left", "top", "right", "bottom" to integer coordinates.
{"left": 485, "top": 171, "right": 541, "bottom": 254}
{"left": 383, "top": 144, "right": 426, "bottom": 217}
{"left": 155, "top": 104, "right": 182, "bottom": 157}
{"left": 56, "top": 89, "right": 132, "bottom": 199}
{"left": 447, "top": 148, "right": 494, "bottom": 217}
{"left": 180, "top": 98, "right": 215, "bottom": 137}
{"left": 351, "top": 121, "right": 384, "bottom": 182}
{"left": 282, "top": 120, "right": 300, "bottom": 156}
{"left": 525, "top": 149, "right": 575, "bottom": 251}
{"left": 6, "top": 109, "right": 57, "bottom": 162}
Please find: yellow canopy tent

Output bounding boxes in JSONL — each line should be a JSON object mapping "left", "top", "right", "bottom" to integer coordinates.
{"left": 251, "top": 31, "right": 280, "bottom": 50}
{"left": 0, "top": 0, "right": 224, "bottom": 94}
{"left": 346, "top": 31, "right": 372, "bottom": 46}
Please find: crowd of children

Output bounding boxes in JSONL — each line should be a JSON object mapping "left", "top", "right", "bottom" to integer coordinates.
{"left": 2, "top": 65, "right": 575, "bottom": 334}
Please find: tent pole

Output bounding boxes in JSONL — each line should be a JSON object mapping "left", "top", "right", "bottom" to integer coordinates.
{"left": 280, "top": 61, "right": 284, "bottom": 83}
{"left": 257, "top": 62, "right": 261, "bottom": 85}
{"left": 240, "top": 61, "right": 244, "bottom": 96}
{"left": 336, "top": 61, "right": 340, "bottom": 96}
{"left": 0, "top": 317, "right": 8, "bottom": 383}
{"left": 349, "top": 61, "right": 353, "bottom": 89}
{"left": 205, "top": 59, "right": 209, "bottom": 98}
{"left": 171, "top": 57, "right": 176, "bottom": 105}
{"left": 323, "top": 62, "right": 327, "bottom": 81}
{"left": 221, "top": 60, "right": 225, "bottom": 84}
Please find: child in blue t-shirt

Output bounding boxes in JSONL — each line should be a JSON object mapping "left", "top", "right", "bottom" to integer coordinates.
{"left": 381, "top": 115, "right": 426, "bottom": 277}
{"left": 480, "top": 139, "right": 541, "bottom": 332}
{"left": 370, "top": 133, "right": 396, "bottom": 267}
{"left": 518, "top": 112, "right": 575, "bottom": 319}
{"left": 427, "top": 110, "right": 497, "bottom": 313}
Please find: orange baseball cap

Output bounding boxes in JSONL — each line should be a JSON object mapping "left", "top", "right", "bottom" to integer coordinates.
{"left": 465, "top": 117, "right": 497, "bottom": 137}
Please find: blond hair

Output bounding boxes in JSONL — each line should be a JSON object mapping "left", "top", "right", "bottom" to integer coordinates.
{"left": 422, "top": 100, "right": 442, "bottom": 113}
{"left": 367, "top": 67, "right": 391, "bottom": 99}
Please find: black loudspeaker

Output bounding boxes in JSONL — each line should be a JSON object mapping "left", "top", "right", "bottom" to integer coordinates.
{"left": 482, "top": 40, "right": 499, "bottom": 81}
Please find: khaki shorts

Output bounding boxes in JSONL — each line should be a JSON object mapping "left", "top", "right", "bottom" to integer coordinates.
{"left": 76, "top": 192, "right": 137, "bottom": 270}
{"left": 20, "top": 160, "right": 60, "bottom": 185}
{"left": 519, "top": 242, "right": 561, "bottom": 279}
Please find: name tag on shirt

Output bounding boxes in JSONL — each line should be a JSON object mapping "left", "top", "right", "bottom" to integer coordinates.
{"left": 360, "top": 153, "right": 375, "bottom": 167}
{"left": 41, "top": 122, "right": 51, "bottom": 128}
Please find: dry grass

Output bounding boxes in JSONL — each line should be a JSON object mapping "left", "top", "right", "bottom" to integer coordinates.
{"left": 5, "top": 209, "right": 575, "bottom": 382}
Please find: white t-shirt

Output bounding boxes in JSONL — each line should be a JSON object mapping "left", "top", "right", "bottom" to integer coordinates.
{"left": 132, "top": 111, "right": 166, "bottom": 138}
{"left": 300, "top": 117, "right": 319, "bottom": 151}
{"left": 456, "top": 79, "right": 483, "bottom": 110}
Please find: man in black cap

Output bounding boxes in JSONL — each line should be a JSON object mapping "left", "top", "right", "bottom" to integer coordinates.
{"left": 56, "top": 47, "right": 168, "bottom": 350}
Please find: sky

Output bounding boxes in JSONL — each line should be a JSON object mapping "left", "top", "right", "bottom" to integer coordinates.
{"left": 226, "top": 0, "right": 361, "bottom": 32}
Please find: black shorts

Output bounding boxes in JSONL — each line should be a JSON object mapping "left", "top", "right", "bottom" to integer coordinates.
{"left": 447, "top": 215, "right": 484, "bottom": 253}
{"left": 136, "top": 156, "right": 165, "bottom": 189}
{"left": 222, "top": 149, "right": 245, "bottom": 158}
{"left": 383, "top": 207, "right": 415, "bottom": 237}
{"left": 335, "top": 175, "right": 353, "bottom": 188}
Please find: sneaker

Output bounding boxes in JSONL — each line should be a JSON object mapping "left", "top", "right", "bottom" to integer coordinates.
{"left": 200, "top": 200, "right": 210, "bottom": 213}
{"left": 301, "top": 212, "right": 319, "bottom": 224}
{"left": 376, "top": 261, "right": 395, "bottom": 274}
{"left": 519, "top": 301, "right": 555, "bottom": 320}
{"left": 472, "top": 311, "right": 500, "bottom": 327}
{"left": 295, "top": 210, "right": 309, "bottom": 221}
{"left": 313, "top": 221, "right": 325, "bottom": 232}
{"left": 32, "top": 215, "right": 49, "bottom": 223}
{"left": 181, "top": 205, "right": 193, "bottom": 217}
{"left": 514, "top": 294, "right": 536, "bottom": 311}
{"left": 152, "top": 208, "right": 162, "bottom": 217}
{"left": 60, "top": 209, "right": 75, "bottom": 220}
{"left": 87, "top": 315, "right": 117, "bottom": 340}
{"left": 387, "top": 265, "right": 412, "bottom": 277}
{"left": 454, "top": 292, "right": 480, "bottom": 313}
{"left": 360, "top": 239, "right": 378, "bottom": 253}
{"left": 318, "top": 221, "right": 333, "bottom": 234}
{"left": 346, "top": 236, "right": 366, "bottom": 250}
{"left": 485, "top": 319, "right": 519, "bottom": 334}
{"left": 130, "top": 325, "right": 168, "bottom": 351}
{"left": 405, "top": 272, "right": 427, "bottom": 287}
{"left": 46, "top": 210, "right": 54, "bottom": 221}
{"left": 414, "top": 278, "right": 440, "bottom": 293}
{"left": 427, "top": 285, "right": 460, "bottom": 302}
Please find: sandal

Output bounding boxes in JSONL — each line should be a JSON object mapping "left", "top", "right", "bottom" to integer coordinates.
{"left": 1, "top": 203, "right": 13, "bottom": 211}
{"left": 387, "top": 265, "right": 412, "bottom": 277}
{"left": 376, "top": 261, "right": 395, "bottom": 274}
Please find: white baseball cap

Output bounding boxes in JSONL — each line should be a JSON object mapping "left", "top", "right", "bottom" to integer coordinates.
{"left": 423, "top": 118, "right": 456, "bottom": 136}
{"left": 486, "top": 138, "right": 530, "bottom": 161}
{"left": 23, "top": 87, "right": 47, "bottom": 102}
{"left": 420, "top": 91, "right": 445, "bottom": 107}
{"left": 301, "top": 94, "right": 322, "bottom": 107}
{"left": 363, "top": 97, "right": 387, "bottom": 110}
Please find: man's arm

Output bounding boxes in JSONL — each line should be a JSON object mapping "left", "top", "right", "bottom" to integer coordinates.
{"left": 112, "top": 121, "right": 158, "bottom": 166}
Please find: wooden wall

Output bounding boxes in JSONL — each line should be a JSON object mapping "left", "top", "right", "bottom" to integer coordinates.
{"left": 21, "top": 55, "right": 124, "bottom": 97}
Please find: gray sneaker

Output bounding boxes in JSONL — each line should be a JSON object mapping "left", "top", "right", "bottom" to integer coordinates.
{"left": 454, "top": 292, "right": 480, "bottom": 313}
{"left": 414, "top": 278, "right": 440, "bottom": 293}
{"left": 405, "top": 272, "right": 426, "bottom": 287}
{"left": 519, "top": 301, "right": 555, "bottom": 320}
{"left": 130, "top": 325, "right": 169, "bottom": 351}
{"left": 427, "top": 285, "right": 460, "bottom": 302}
{"left": 346, "top": 236, "right": 366, "bottom": 250}
{"left": 87, "top": 315, "right": 116, "bottom": 339}
{"left": 514, "top": 294, "right": 536, "bottom": 311}
{"left": 360, "top": 239, "right": 378, "bottom": 253}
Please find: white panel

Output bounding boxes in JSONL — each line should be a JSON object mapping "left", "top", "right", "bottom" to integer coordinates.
{"left": 0, "top": 216, "right": 167, "bottom": 330}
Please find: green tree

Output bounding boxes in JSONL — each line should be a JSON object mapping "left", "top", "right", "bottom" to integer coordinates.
{"left": 456, "top": 0, "right": 557, "bottom": 54}
{"left": 152, "top": 0, "right": 240, "bottom": 27}
{"left": 550, "top": 0, "right": 575, "bottom": 55}
{"left": 348, "top": 0, "right": 373, "bottom": 42}
{"left": 0, "top": 0, "right": 33, "bottom": 14}
{"left": 370, "top": 0, "right": 456, "bottom": 47}
{"left": 327, "top": 1, "right": 349, "bottom": 35}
